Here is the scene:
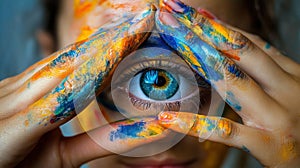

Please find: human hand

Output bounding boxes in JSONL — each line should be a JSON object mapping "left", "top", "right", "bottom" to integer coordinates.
{"left": 156, "top": 0, "right": 300, "bottom": 167}
{"left": 0, "top": 5, "right": 169, "bottom": 167}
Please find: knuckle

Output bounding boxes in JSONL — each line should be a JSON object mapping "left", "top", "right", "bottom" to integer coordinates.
{"left": 229, "top": 30, "right": 252, "bottom": 52}
{"left": 220, "top": 58, "right": 249, "bottom": 83}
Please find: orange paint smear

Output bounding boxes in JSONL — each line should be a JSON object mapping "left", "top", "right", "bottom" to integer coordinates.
{"left": 31, "top": 64, "right": 75, "bottom": 81}
{"left": 77, "top": 25, "right": 94, "bottom": 42}
{"left": 17, "top": 54, "right": 58, "bottom": 80}
{"left": 209, "top": 20, "right": 229, "bottom": 41}
{"left": 29, "top": 42, "right": 83, "bottom": 82}
{"left": 109, "top": 3, "right": 137, "bottom": 11}
{"left": 158, "top": 112, "right": 232, "bottom": 138}
{"left": 74, "top": 0, "right": 99, "bottom": 18}
{"left": 223, "top": 52, "right": 241, "bottom": 61}
{"left": 209, "top": 20, "right": 241, "bottom": 61}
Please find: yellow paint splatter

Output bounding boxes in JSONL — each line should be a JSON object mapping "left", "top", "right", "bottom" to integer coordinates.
{"left": 77, "top": 26, "right": 95, "bottom": 42}
{"left": 138, "top": 123, "right": 165, "bottom": 138}
{"left": 177, "top": 41, "right": 207, "bottom": 78}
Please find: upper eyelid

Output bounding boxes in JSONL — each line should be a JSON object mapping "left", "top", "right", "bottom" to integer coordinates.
{"left": 114, "top": 59, "right": 195, "bottom": 84}
{"left": 112, "top": 58, "right": 211, "bottom": 93}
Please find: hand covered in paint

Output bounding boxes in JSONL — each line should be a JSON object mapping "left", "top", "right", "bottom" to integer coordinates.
{"left": 156, "top": 0, "right": 300, "bottom": 167}
{"left": 0, "top": 5, "right": 168, "bottom": 167}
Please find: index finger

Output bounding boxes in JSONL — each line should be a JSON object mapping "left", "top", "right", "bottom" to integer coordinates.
{"left": 162, "top": 0, "right": 293, "bottom": 93}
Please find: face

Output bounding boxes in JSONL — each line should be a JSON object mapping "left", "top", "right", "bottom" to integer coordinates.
{"left": 54, "top": 0, "right": 258, "bottom": 167}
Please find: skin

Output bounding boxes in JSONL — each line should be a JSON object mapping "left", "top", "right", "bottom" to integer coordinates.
{"left": 0, "top": 0, "right": 299, "bottom": 168}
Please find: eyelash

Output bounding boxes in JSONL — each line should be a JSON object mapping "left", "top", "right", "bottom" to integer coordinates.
{"left": 114, "top": 59, "right": 191, "bottom": 83}
{"left": 128, "top": 92, "right": 181, "bottom": 111}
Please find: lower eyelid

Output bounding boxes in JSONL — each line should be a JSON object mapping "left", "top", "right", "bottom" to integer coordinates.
{"left": 128, "top": 92, "right": 181, "bottom": 111}
{"left": 127, "top": 88, "right": 210, "bottom": 113}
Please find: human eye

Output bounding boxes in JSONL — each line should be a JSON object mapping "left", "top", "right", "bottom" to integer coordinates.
{"left": 102, "top": 48, "right": 211, "bottom": 119}
{"left": 128, "top": 66, "right": 197, "bottom": 111}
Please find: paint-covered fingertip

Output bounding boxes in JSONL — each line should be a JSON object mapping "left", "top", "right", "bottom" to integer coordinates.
{"left": 157, "top": 112, "right": 197, "bottom": 136}
{"left": 131, "top": 4, "right": 156, "bottom": 23}
{"left": 156, "top": 9, "right": 180, "bottom": 28}
{"left": 163, "top": 0, "right": 189, "bottom": 13}
{"left": 158, "top": 111, "right": 178, "bottom": 123}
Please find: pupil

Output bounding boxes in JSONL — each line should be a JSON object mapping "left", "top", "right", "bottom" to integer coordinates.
{"left": 155, "top": 76, "right": 166, "bottom": 87}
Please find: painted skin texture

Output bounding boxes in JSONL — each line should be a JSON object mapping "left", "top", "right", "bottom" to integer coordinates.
{"left": 162, "top": 0, "right": 250, "bottom": 61}
{"left": 158, "top": 111, "right": 233, "bottom": 139}
{"left": 156, "top": 1, "right": 247, "bottom": 83}
{"left": 109, "top": 118, "right": 166, "bottom": 142}
{"left": 19, "top": 5, "right": 156, "bottom": 127}
{"left": 156, "top": 0, "right": 245, "bottom": 112}
{"left": 73, "top": 0, "right": 159, "bottom": 42}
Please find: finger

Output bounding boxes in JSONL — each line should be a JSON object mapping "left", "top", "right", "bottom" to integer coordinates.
{"left": 156, "top": 10, "right": 284, "bottom": 129}
{"left": 0, "top": 47, "right": 74, "bottom": 98}
{"left": 62, "top": 118, "right": 169, "bottom": 167}
{"left": 158, "top": 111, "right": 297, "bottom": 166}
{"left": 241, "top": 32, "right": 300, "bottom": 78}
{"left": 195, "top": 9, "right": 300, "bottom": 79}
{"left": 162, "top": 0, "right": 294, "bottom": 93}
{"left": 0, "top": 5, "right": 156, "bottom": 119}
{"left": 220, "top": 27, "right": 300, "bottom": 112}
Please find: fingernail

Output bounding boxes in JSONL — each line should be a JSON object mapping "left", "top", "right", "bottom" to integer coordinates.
{"left": 197, "top": 8, "right": 218, "bottom": 20}
{"left": 158, "top": 11, "right": 180, "bottom": 28}
{"left": 163, "top": 0, "right": 185, "bottom": 13}
{"left": 158, "top": 111, "right": 178, "bottom": 122}
{"left": 132, "top": 4, "right": 155, "bottom": 23}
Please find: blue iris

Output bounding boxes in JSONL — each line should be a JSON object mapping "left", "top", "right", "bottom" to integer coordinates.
{"left": 140, "top": 69, "right": 179, "bottom": 100}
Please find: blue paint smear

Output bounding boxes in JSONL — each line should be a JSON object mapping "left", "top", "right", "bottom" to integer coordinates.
{"left": 168, "top": 3, "right": 246, "bottom": 50}
{"left": 157, "top": 15, "right": 224, "bottom": 83}
{"left": 172, "top": 0, "right": 195, "bottom": 20}
{"left": 226, "top": 91, "right": 242, "bottom": 111}
{"left": 110, "top": 121, "right": 146, "bottom": 141}
{"left": 227, "top": 64, "right": 245, "bottom": 79}
{"left": 204, "top": 118, "right": 217, "bottom": 131}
